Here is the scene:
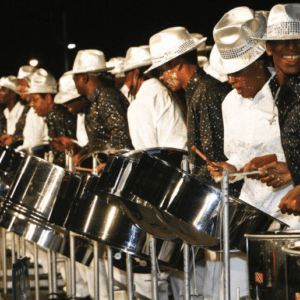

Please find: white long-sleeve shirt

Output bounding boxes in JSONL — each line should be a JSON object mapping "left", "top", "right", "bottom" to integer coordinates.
{"left": 3, "top": 101, "right": 25, "bottom": 135}
{"left": 76, "top": 112, "right": 88, "bottom": 147}
{"left": 222, "top": 76, "right": 300, "bottom": 228}
{"left": 127, "top": 78, "right": 187, "bottom": 150}
{"left": 22, "top": 107, "right": 49, "bottom": 147}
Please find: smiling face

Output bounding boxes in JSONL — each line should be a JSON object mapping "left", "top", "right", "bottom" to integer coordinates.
{"left": 266, "top": 40, "right": 300, "bottom": 85}
{"left": 227, "top": 60, "right": 267, "bottom": 99}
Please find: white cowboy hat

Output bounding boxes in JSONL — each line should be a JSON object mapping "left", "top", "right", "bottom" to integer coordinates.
{"left": 145, "top": 26, "right": 206, "bottom": 73}
{"left": 0, "top": 76, "right": 19, "bottom": 94}
{"left": 17, "top": 66, "right": 35, "bottom": 79}
{"left": 106, "top": 57, "right": 125, "bottom": 77}
{"left": 254, "top": 4, "right": 300, "bottom": 41}
{"left": 26, "top": 68, "right": 57, "bottom": 94}
{"left": 65, "top": 49, "right": 113, "bottom": 75}
{"left": 210, "top": 7, "right": 268, "bottom": 74}
{"left": 123, "top": 46, "right": 152, "bottom": 73}
{"left": 191, "top": 33, "right": 212, "bottom": 52}
{"left": 54, "top": 74, "right": 81, "bottom": 104}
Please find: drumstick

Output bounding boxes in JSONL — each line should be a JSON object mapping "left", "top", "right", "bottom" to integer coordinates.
{"left": 191, "top": 145, "right": 215, "bottom": 167}
{"left": 75, "top": 167, "right": 93, "bottom": 173}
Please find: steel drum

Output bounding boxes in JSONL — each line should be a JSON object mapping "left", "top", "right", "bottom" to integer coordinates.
{"left": 245, "top": 231, "right": 300, "bottom": 300}
{"left": 100, "top": 148, "right": 189, "bottom": 240}
{"left": 65, "top": 173, "right": 197, "bottom": 272}
{"left": 0, "top": 155, "right": 93, "bottom": 265}
{"left": 18, "top": 143, "right": 50, "bottom": 159}
{"left": 112, "top": 151, "right": 287, "bottom": 249}
{"left": 0, "top": 146, "right": 25, "bottom": 199}
{"left": 282, "top": 241, "right": 300, "bottom": 300}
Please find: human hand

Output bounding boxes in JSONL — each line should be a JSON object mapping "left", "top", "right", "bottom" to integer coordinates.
{"left": 240, "top": 154, "right": 277, "bottom": 179}
{"left": 207, "top": 161, "right": 237, "bottom": 181}
{"left": 52, "top": 137, "right": 81, "bottom": 153}
{"left": 258, "top": 161, "right": 292, "bottom": 188}
{"left": 278, "top": 185, "right": 300, "bottom": 216}
{"left": 0, "top": 134, "right": 14, "bottom": 146}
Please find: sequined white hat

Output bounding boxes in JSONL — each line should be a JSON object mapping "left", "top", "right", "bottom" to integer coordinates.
{"left": 0, "top": 76, "right": 19, "bottom": 94}
{"left": 191, "top": 33, "right": 212, "bottom": 52}
{"left": 123, "top": 46, "right": 152, "bottom": 73}
{"left": 210, "top": 7, "right": 268, "bottom": 74}
{"left": 255, "top": 4, "right": 300, "bottom": 41}
{"left": 65, "top": 49, "right": 113, "bottom": 75}
{"left": 26, "top": 68, "right": 57, "bottom": 94}
{"left": 106, "top": 57, "right": 125, "bottom": 77}
{"left": 17, "top": 66, "right": 35, "bottom": 79}
{"left": 54, "top": 74, "right": 81, "bottom": 104}
{"left": 145, "top": 27, "right": 206, "bottom": 73}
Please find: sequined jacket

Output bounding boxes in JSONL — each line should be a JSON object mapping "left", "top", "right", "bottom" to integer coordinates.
{"left": 45, "top": 104, "right": 76, "bottom": 166}
{"left": 186, "top": 68, "right": 230, "bottom": 179}
{"left": 0, "top": 106, "right": 6, "bottom": 136}
{"left": 269, "top": 74, "right": 300, "bottom": 186}
{"left": 82, "top": 82, "right": 133, "bottom": 155}
{"left": 12, "top": 103, "right": 31, "bottom": 144}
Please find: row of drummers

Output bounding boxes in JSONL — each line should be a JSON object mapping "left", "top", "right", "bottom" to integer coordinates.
{"left": 1, "top": 145, "right": 300, "bottom": 299}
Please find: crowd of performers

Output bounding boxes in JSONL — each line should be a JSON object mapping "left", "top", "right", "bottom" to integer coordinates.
{"left": 1, "top": 3, "right": 300, "bottom": 299}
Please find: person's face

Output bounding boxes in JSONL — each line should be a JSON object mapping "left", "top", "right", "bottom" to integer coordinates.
{"left": 29, "top": 93, "right": 52, "bottom": 116}
{"left": 73, "top": 73, "right": 86, "bottom": 95}
{"left": 227, "top": 61, "right": 265, "bottom": 98}
{"left": 266, "top": 39, "right": 300, "bottom": 84}
{"left": 158, "top": 61, "right": 182, "bottom": 92}
{"left": 64, "top": 96, "right": 86, "bottom": 115}
{"left": 17, "top": 78, "right": 30, "bottom": 101}
{"left": 0, "top": 87, "right": 11, "bottom": 105}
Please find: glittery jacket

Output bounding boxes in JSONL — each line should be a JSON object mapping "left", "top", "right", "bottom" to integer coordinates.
{"left": 45, "top": 104, "right": 76, "bottom": 166}
{"left": 12, "top": 103, "right": 31, "bottom": 144}
{"left": 0, "top": 106, "right": 6, "bottom": 136}
{"left": 186, "top": 68, "right": 230, "bottom": 178}
{"left": 269, "top": 74, "right": 300, "bottom": 186}
{"left": 81, "top": 82, "right": 133, "bottom": 155}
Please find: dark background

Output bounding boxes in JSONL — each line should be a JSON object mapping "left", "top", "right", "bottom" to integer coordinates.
{"left": 0, "top": 0, "right": 279, "bottom": 79}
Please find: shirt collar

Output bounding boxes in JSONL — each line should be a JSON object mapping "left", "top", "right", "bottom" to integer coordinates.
{"left": 185, "top": 68, "right": 204, "bottom": 104}
{"left": 87, "top": 83, "right": 103, "bottom": 103}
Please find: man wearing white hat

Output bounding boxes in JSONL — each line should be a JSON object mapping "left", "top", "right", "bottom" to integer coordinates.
{"left": 0, "top": 76, "right": 27, "bottom": 146}
{"left": 251, "top": 3, "right": 300, "bottom": 216}
{"left": 123, "top": 45, "right": 187, "bottom": 150}
{"left": 27, "top": 68, "right": 76, "bottom": 166}
{"left": 53, "top": 74, "right": 88, "bottom": 154}
{"left": 207, "top": 6, "right": 300, "bottom": 299}
{"left": 16, "top": 66, "right": 50, "bottom": 148}
{"left": 66, "top": 49, "right": 132, "bottom": 164}
{"left": 106, "top": 57, "right": 128, "bottom": 93}
{"left": 146, "top": 26, "right": 231, "bottom": 186}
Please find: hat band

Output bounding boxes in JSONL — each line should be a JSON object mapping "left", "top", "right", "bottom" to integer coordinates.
{"left": 267, "top": 22, "right": 300, "bottom": 38}
{"left": 218, "top": 18, "right": 266, "bottom": 60}
{"left": 151, "top": 39, "right": 196, "bottom": 65}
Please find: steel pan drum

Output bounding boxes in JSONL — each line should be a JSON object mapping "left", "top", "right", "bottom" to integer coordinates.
{"left": 117, "top": 151, "right": 287, "bottom": 249}
{"left": 282, "top": 241, "right": 300, "bottom": 300}
{"left": 0, "top": 146, "right": 25, "bottom": 199}
{"left": 65, "top": 173, "right": 197, "bottom": 272}
{"left": 245, "top": 231, "right": 300, "bottom": 300}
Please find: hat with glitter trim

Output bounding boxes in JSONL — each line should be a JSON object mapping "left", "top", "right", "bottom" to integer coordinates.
{"left": 65, "top": 49, "right": 113, "bottom": 75}
{"left": 210, "top": 7, "right": 268, "bottom": 74}
{"left": 145, "top": 26, "right": 206, "bottom": 73}
{"left": 0, "top": 76, "right": 19, "bottom": 94}
{"left": 123, "top": 46, "right": 152, "bottom": 73}
{"left": 191, "top": 33, "right": 212, "bottom": 52}
{"left": 54, "top": 74, "right": 81, "bottom": 104}
{"left": 106, "top": 57, "right": 125, "bottom": 77}
{"left": 254, "top": 4, "right": 300, "bottom": 41}
{"left": 26, "top": 68, "right": 57, "bottom": 94}
{"left": 17, "top": 66, "right": 35, "bottom": 79}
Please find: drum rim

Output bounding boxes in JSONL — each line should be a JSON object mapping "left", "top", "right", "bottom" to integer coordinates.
{"left": 245, "top": 230, "right": 300, "bottom": 239}
{"left": 282, "top": 241, "right": 300, "bottom": 255}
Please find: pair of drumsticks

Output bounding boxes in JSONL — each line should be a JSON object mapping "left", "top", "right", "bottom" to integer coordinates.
{"left": 191, "top": 145, "right": 215, "bottom": 167}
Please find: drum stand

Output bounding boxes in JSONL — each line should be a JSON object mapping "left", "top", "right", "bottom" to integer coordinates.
{"left": 1, "top": 228, "right": 7, "bottom": 294}
{"left": 126, "top": 253, "right": 134, "bottom": 300}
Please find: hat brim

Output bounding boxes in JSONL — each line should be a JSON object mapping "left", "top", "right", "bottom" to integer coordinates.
{"left": 64, "top": 66, "right": 114, "bottom": 76}
{"left": 123, "top": 61, "right": 152, "bottom": 73}
{"left": 54, "top": 92, "right": 81, "bottom": 104}
{"left": 210, "top": 42, "right": 266, "bottom": 75}
{"left": 145, "top": 37, "right": 207, "bottom": 73}
{"left": 254, "top": 34, "right": 300, "bottom": 41}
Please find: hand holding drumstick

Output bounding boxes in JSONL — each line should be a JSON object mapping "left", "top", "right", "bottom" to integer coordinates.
{"left": 191, "top": 145, "right": 237, "bottom": 181}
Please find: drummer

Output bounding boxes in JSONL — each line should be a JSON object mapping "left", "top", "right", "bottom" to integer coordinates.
{"left": 26, "top": 68, "right": 77, "bottom": 166}
{"left": 252, "top": 4, "right": 300, "bottom": 217}
{"left": 123, "top": 45, "right": 187, "bottom": 150}
{"left": 53, "top": 74, "right": 88, "bottom": 153}
{"left": 0, "top": 75, "right": 29, "bottom": 147}
{"left": 65, "top": 49, "right": 133, "bottom": 165}
{"left": 16, "top": 66, "right": 49, "bottom": 148}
